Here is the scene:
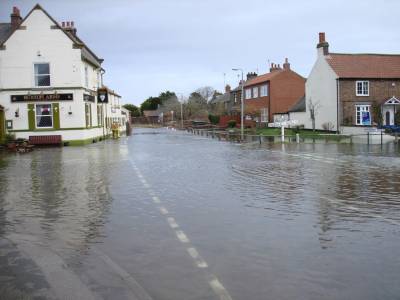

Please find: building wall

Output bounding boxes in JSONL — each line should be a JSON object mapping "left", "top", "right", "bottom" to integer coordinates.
{"left": 270, "top": 70, "right": 305, "bottom": 120}
{"left": 339, "top": 79, "right": 400, "bottom": 125}
{"left": 243, "top": 83, "right": 269, "bottom": 115}
{"left": 0, "top": 7, "right": 121, "bottom": 143}
{"left": 305, "top": 54, "right": 338, "bottom": 130}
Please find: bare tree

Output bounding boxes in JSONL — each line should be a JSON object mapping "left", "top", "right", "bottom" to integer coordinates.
{"left": 195, "top": 86, "right": 215, "bottom": 103}
{"left": 308, "top": 98, "right": 320, "bottom": 132}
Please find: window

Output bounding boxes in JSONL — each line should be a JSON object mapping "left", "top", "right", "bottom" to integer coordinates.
{"left": 34, "top": 63, "right": 50, "bottom": 87}
{"left": 356, "top": 81, "right": 369, "bottom": 96}
{"left": 356, "top": 105, "right": 371, "bottom": 125}
{"left": 260, "top": 84, "right": 268, "bottom": 97}
{"left": 85, "top": 103, "right": 92, "bottom": 128}
{"left": 245, "top": 88, "right": 252, "bottom": 99}
{"left": 85, "top": 65, "right": 89, "bottom": 87}
{"left": 36, "top": 104, "right": 53, "bottom": 128}
{"left": 253, "top": 87, "right": 259, "bottom": 98}
{"left": 260, "top": 108, "right": 268, "bottom": 123}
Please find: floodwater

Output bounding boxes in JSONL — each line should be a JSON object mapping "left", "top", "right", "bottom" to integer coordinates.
{"left": 0, "top": 128, "right": 400, "bottom": 300}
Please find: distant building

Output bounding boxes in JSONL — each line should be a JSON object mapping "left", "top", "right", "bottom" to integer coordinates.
{"left": 0, "top": 5, "right": 125, "bottom": 145}
{"left": 231, "top": 59, "right": 305, "bottom": 125}
{"left": 208, "top": 85, "right": 232, "bottom": 115}
{"left": 303, "top": 32, "right": 400, "bottom": 132}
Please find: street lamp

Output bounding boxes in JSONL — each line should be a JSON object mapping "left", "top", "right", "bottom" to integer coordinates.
{"left": 232, "top": 68, "right": 244, "bottom": 140}
{"left": 176, "top": 93, "right": 185, "bottom": 129}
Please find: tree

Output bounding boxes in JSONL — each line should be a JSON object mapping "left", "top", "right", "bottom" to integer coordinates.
{"left": 371, "top": 102, "right": 383, "bottom": 126}
{"left": 122, "top": 104, "right": 141, "bottom": 117}
{"left": 308, "top": 98, "right": 320, "bottom": 132}
{"left": 195, "top": 86, "right": 215, "bottom": 103}
{"left": 140, "top": 96, "right": 161, "bottom": 113}
{"left": 186, "top": 91, "right": 208, "bottom": 119}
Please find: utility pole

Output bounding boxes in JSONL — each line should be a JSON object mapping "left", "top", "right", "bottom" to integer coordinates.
{"left": 232, "top": 68, "right": 244, "bottom": 140}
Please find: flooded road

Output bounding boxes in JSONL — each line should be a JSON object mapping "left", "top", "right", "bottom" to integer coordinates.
{"left": 1, "top": 128, "right": 400, "bottom": 300}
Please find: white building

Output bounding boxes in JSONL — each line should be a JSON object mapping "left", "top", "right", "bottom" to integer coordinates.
{"left": 298, "top": 32, "right": 400, "bottom": 133}
{"left": 0, "top": 5, "right": 125, "bottom": 145}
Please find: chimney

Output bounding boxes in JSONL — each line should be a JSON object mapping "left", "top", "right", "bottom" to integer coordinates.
{"left": 283, "top": 58, "right": 290, "bottom": 70}
{"left": 10, "top": 6, "right": 22, "bottom": 31}
{"left": 270, "top": 63, "right": 281, "bottom": 72}
{"left": 317, "top": 32, "right": 329, "bottom": 56}
{"left": 62, "top": 20, "right": 77, "bottom": 36}
{"left": 225, "top": 84, "right": 231, "bottom": 93}
{"left": 246, "top": 72, "right": 257, "bottom": 81}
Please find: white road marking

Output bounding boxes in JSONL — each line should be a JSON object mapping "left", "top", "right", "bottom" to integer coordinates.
{"left": 167, "top": 217, "right": 179, "bottom": 229}
{"left": 187, "top": 247, "right": 208, "bottom": 268}
{"left": 152, "top": 196, "right": 161, "bottom": 204}
{"left": 175, "top": 230, "right": 190, "bottom": 243}
{"left": 159, "top": 206, "right": 169, "bottom": 215}
{"left": 209, "top": 277, "right": 233, "bottom": 300}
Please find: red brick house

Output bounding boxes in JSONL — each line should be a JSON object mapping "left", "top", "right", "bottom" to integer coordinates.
{"left": 231, "top": 59, "right": 305, "bottom": 124}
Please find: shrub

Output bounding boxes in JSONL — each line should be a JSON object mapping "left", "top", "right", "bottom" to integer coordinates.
{"left": 208, "top": 114, "right": 220, "bottom": 125}
{"left": 227, "top": 120, "right": 236, "bottom": 128}
{"left": 322, "top": 122, "right": 334, "bottom": 131}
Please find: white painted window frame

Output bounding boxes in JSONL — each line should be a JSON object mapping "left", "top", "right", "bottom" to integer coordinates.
{"left": 35, "top": 103, "right": 53, "bottom": 129}
{"left": 355, "top": 104, "right": 371, "bottom": 125}
{"left": 245, "top": 88, "right": 252, "bottom": 99}
{"left": 260, "top": 84, "right": 268, "bottom": 97}
{"left": 252, "top": 87, "right": 259, "bottom": 98}
{"left": 356, "top": 81, "right": 369, "bottom": 96}
{"left": 33, "top": 62, "right": 51, "bottom": 88}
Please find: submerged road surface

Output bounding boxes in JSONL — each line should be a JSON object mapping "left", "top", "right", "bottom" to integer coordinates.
{"left": 1, "top": 128, "right": 400, "bottom": 300}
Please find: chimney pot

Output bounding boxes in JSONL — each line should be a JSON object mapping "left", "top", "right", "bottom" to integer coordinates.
{"left": 319, "top": 32, "right": 326, "bottom": 43}
{"left": 283, "top": 58, "right": 291, "bottom": 70}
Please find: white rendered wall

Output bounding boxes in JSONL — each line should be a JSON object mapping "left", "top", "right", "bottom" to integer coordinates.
{"left": 304, "top": 52, "right": 338, "bottom": 131}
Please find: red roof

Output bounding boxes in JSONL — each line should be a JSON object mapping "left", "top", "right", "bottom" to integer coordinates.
{"left": 326, "top": 53, "right": 400, "bottom": 78}
{"left": 244, "top": 70, "right": 283, "bottom": 87}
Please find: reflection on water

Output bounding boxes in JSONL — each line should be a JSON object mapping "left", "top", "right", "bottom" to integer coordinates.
{"left": 0, "top": 130, "right": 399, "bottom": 300}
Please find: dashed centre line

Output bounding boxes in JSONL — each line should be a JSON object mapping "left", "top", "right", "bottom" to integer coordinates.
{"left": 131, "top": 160, "right": 234, "bottom": 300}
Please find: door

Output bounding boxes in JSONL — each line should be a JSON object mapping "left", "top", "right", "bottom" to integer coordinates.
{"left": 0, "top": 109, "right": 5, "bottom": 143}
{"left": 386, "top": 111, "right": 391, "bottom": 126}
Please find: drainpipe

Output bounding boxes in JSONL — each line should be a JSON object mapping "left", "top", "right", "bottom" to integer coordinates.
{"left": 336, "top": 79, "right": 340, "bottom": 133}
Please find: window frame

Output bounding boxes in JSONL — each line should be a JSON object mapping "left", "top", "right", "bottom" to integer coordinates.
{"left": 35, "top": 103, "right": 53, "bottom": 129}
{"left": 260, "top": 84, "right": 268, "bottom": 97}
{"left": 356, "top": 81, "right": 369, "bottom": 96}
{"left": 245, "top": 88, "right": 252, "bottom": 99}
{"left": 252, "top": 87, "right": 259, "bottom": 99}
{"left": 33, "top": 63, "right": 51, "bottom": 87}
{"left": 355, "top": 104, "right": 371, "bottom": 125}
{"left": 85, "top": 65, "right": 89, "bottom": 88}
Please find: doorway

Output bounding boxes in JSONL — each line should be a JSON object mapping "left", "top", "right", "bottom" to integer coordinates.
{"left": 0, "top": 108, "right": 5, "bottom": 144}
{"left": 385, "top": 111, "right": 391, "bottom": 126}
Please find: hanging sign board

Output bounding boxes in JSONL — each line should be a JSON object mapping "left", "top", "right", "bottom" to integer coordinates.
{"left": 84, "top": 94, "right": 95, "bottom": 102}
{"left": 97, "top": 88, "right": 108, "bottom": 103}
{"left": 11, "top": 93, "right": 73, "bottom": 102}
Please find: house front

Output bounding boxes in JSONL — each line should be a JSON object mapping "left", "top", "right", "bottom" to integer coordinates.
{"left": 0, "top": 5, "right": 124, "bottom": 145}
{"left": 304, "top": 32, "right": 400, "bottom": 132}
{"left": 231, "top": 59, "right": 305, "bottom": 125}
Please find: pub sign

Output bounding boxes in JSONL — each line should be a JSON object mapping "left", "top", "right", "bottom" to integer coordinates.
{"left": 11, "top": 93, "right": 73, "bottom": 102}
{"left": 97, "top": 88, "right": 108, "bottom": 103}
{"left": 84, "top": 94, "right": 95, "bottom": 102}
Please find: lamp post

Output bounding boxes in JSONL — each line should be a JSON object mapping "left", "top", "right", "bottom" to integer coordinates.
{"left": 232, "top": 68, "right": 244, "bottom": 140}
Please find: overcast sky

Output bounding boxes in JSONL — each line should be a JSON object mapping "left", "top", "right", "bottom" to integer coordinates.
{"left": 1, "top": 0, "right": 399, "bottom": 105}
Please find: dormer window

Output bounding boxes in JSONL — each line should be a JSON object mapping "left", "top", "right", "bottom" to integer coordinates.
{"left": 356, "top": 81, "right": 369, "bottom": 96}
{"left": 34, "top": 63, "right": 51, "bottom": 87}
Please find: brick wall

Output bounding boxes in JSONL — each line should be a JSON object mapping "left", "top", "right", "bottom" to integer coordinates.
{"left": 270, "top": 70, "right": 305, "bottom": 121}
{"left": 339, "top": 79, "right": 400, "bottom": 125}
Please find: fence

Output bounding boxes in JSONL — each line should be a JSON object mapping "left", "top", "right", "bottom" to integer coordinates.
{"left": 187, "top": 128, "right": 400, "bottom": 145}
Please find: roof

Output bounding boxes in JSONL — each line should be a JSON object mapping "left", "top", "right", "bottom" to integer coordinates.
{"left": 244, "top": 70, "right": 283, "bottom": 87}
{"left": 209, "top": 93, "right": 230, "bottom": 104}
{"left": 0, "top": 4, "right": 103, "bottom": 67}
{"left": 288, "top": 96, "right": 306, "bottom": 112}
{"left": 143, "top": 110, "right": 160, "bottom": 117}
{"left": 326, "top": 53, "right": 400, "bottom": 79}
{"left": 0, "top": 23, "right": 12, "bottom": 44}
